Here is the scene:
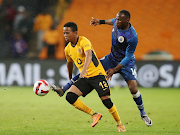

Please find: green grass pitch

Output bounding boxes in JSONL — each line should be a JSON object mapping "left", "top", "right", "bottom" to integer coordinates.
{"left": 0, "top": 86, "right": 180, "bottom": 135}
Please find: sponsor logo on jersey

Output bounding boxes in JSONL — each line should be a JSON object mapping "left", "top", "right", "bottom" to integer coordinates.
{"left": 77, "top": 58, "right": 82, "bottom": 65}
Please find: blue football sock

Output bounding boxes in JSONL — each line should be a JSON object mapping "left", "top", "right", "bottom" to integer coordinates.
{"left": 133, "top": 91, "right": 146, "bottom": 117}
{"left": 62, "top": 74, "right": 80, "bottom": 92}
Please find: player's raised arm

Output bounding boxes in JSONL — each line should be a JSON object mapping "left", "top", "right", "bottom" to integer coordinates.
{"left": 90, "top": 17, "right": 113, "bottom": 26}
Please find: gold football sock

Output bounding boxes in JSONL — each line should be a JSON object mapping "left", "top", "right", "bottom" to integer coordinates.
{"left": 108, "top": 104, "right": 121, "bottom": 125}
{"left": 89, "top": 110, "right": 96, "bottom": 116}
{"left": 73, "top": 99, "right": 95, "bottom": 115}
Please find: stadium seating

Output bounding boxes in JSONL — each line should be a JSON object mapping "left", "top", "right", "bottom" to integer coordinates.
{"left": 56, "top": 0, "right": 180, "bottom": 60}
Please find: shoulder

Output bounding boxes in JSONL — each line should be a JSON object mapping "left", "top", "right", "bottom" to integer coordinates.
{"left": 79, "top": 36, "right": 91, "bottom": 45}
{"left": 79, "top": 36, "right": 92, "bottom": 51}
{"left": 129, "top": 24, "right": 138, "bottom": 36}
{"left": 127, "top": 23, "right": 138, "bottom": 42}
{"left": 79, "top": 36, "right": 90, "bottom": 42}
{"left": 128, "top": 37, "right": 138, "bottom": 44}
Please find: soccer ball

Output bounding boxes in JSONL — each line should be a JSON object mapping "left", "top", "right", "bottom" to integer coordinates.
{"left": 33, "top": 79, "right": 50, "bottom": 96}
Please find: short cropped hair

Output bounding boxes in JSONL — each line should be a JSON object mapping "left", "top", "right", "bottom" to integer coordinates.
{"left": 119, "top": 10, "right": 131, "bottom": 20}
{"left": 64, "top": 22, "right": 78, "bottom": 32}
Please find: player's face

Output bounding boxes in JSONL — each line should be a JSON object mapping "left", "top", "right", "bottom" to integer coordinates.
{"left": 116, "top": 12, "right": 129, "bottom": 30}
{"left": 63, "top": 27, "right": 77, "bottom": 42}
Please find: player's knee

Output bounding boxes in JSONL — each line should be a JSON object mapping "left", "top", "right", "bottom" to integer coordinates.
{"left": 128, "top": 80, "right": 138, "bottom": 93}
{"left": 130, "top": 89, "right": 138, "bottom": 94}
{"left": 102, "top": 98, "right": 113, "bottom": 109}
{"left": 128, "top": 84, "right": 138, "bottom": 94}
{"left": 66, "top": 92, "right": 79, "bottom": 104}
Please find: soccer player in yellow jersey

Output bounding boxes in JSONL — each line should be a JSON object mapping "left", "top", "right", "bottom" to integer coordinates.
{"left": 52, "top": 22, "right": 126, "bottom": 132}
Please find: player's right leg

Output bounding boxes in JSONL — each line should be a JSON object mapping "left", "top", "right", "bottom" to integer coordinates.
{"left": 66, "top": 82, "right": 102, "bottom": 127}
{"left": 91, "top": 113, "right": 102, "bottom": 127}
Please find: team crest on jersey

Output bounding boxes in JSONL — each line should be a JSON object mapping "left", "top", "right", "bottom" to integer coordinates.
{"left": 78, "top": 48, "right": 82, "bottom": 54}
{"left": 118, "top": 36, "right": 124, "bottom": 43}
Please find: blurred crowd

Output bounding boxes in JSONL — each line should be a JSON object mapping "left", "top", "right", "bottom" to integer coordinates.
{"left": 0, "top": 0, "right": 70, "bottom": 59}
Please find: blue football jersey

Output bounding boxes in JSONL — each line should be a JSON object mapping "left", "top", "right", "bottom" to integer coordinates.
{"left": 109, "top": 18, "right": 138, "bottom": 66}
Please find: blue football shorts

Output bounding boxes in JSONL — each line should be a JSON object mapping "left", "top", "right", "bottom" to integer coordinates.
{"left": 100, "top": 55, "right": 138, "bottom": 82}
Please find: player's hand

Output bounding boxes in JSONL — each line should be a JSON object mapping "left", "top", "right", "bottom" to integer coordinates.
{"left": 79, "top": 70, "right": 89, "bottom": 78}
{"left": 106, "top": 68, "right": 115, "bottom": 80}
{"left": 90, "top": 17, "right": 100, "bottom": 26}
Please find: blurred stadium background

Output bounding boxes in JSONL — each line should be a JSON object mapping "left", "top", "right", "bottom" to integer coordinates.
{"left": 0, "top": 0, "right": 180, "bottom": 88}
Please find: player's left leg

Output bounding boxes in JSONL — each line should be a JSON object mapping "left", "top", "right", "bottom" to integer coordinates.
{"left": 127, "top": 80, "right": 145, "bottom": 116}
{"left": 101, "top": 96, "right": 126, "bottom": 132}
{"left": 120, "top": 66, "right": 152, "bottom": 127}
{"left": 127, "top": 80, "right": 152, "bottom": 127}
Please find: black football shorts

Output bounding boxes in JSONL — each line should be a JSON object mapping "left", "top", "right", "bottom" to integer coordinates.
{"left": 74, "top": 75, "right": 110, "bottom": 97}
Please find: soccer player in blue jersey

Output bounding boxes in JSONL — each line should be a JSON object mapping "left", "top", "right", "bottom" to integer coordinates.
{"left": 52, "top": 10, "right": 152, "bottom": 127}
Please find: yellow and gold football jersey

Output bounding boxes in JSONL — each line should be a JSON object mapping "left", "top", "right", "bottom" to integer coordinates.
{"left": 65, "top": 36, "right": 106, "bottom": 78}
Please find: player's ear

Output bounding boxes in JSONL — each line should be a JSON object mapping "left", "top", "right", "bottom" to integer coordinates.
{"left": 74, "top": 31, "right": 77, "bottom": 35}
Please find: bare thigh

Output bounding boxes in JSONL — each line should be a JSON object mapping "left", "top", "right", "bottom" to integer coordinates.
{"left": 68, "top": 85, "right": 83, "bottom": 96}
{"left": 100, "top": 95, "right": 110, "bottom": 101}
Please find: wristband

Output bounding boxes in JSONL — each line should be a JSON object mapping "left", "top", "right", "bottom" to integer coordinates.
{"left": 99, "top": 20, "right": 105, "bottom": 24}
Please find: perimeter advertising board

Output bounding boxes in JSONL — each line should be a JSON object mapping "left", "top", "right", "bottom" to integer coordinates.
{"left": 0, "top": 59, "right": 179, "bottom": 88}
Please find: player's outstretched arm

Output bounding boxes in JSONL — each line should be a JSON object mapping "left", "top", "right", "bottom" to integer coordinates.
{"left": 90, "top": 17, "right": 113, "bottom": 26}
